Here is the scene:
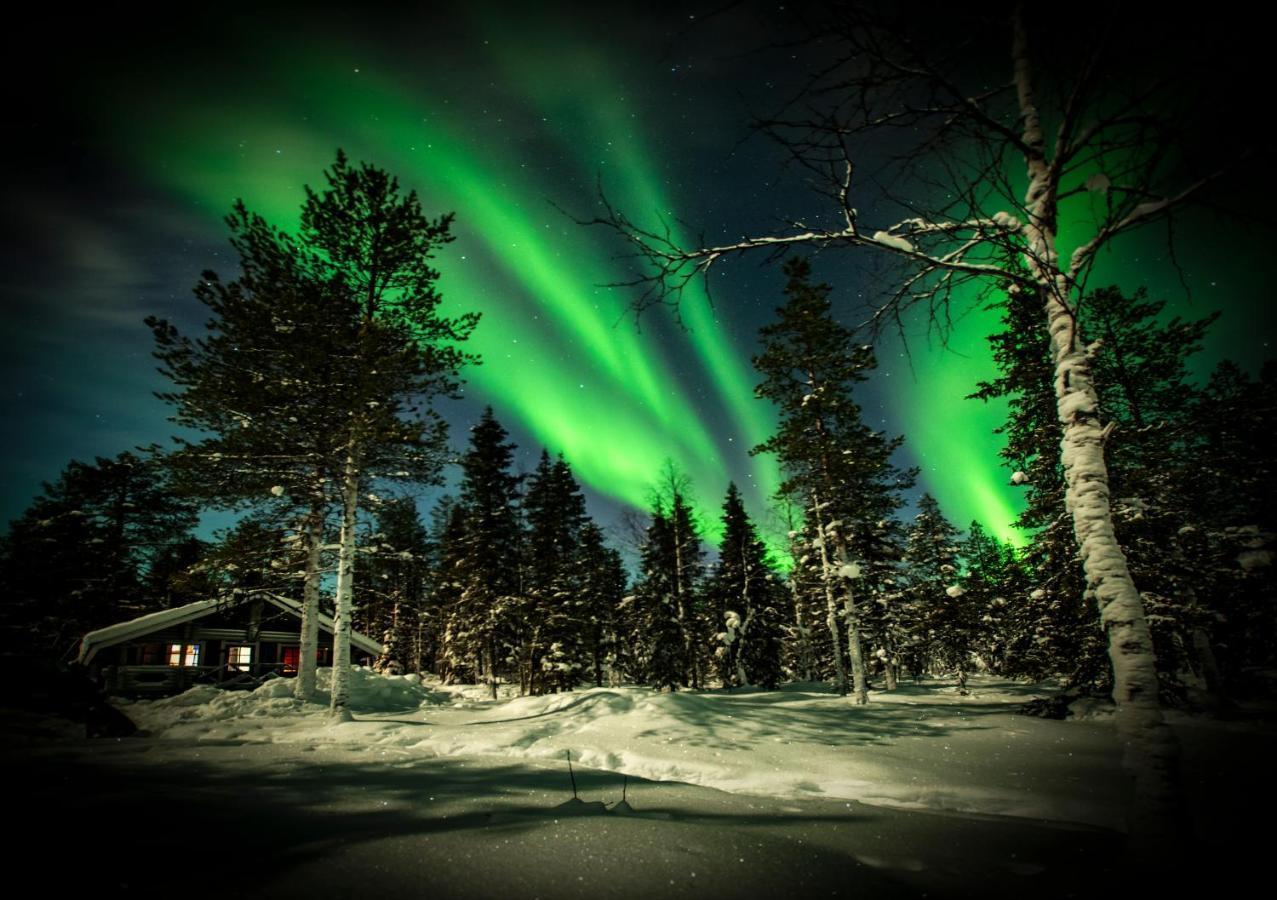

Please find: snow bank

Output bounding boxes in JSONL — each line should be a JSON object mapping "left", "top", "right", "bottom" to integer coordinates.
{"left": 124, "top": 672, "right": 1130, "bottom": 830}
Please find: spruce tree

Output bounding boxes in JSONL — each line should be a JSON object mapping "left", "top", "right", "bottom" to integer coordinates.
{"left": 523, "top": 452, "right": 590, "bottom": 693}
{"left": 430, "top": 498, "right": 471, "bottom": 682}
{"left": 959, "top": 522, "right": 1018, "bottom": 677}
{"left": 973, "top": 284, "right": 1234, "bottom": 697}
{"left": 577, "top": 522, "right": 627, "bottom": 687}
{"left": 448, "top": 408, "right": 523, "bottom": 697}
{"left": 625, "top": 509, "right": 685, "bottom": 691}
{"left": 357, "top": 497, "right": 429, "bottom": 674}
{"left": 753, "top": 257, "right": 913, "bottom": 704}
{"left": 706, "top": 483, "right": 785, "bottom": 689}
{"left": 0, "top": 452, "right": 198, "bottom": 655}
{"left": 901, "top": 495, "right": 963, "bottom": 685}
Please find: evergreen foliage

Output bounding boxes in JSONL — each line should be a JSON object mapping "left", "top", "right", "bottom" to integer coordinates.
{"left": 522, "top": 451, "right": 590, "bottom": 692}
{"left": 705, "top": 483, "right": 785, "bottom": 689}
{"left": 752, "top": 257, "right": 914, "bottom": 701}
{"left": 0, "top": 452, "right": 198, "bottom": 655}
{"left": 445, "top": 408, "right": 523, "bottom": 693}
{"left": 355, "top": 497, "right": 430, "bottom": 674}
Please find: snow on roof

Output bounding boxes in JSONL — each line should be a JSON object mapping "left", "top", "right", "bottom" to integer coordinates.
{"left": 77, "top": 595, "right": 381, "bottom": 664}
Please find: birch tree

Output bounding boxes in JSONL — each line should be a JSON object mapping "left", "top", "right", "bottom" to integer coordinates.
{"left": 589, "top": 3, "right": 1239, "bottom": 845}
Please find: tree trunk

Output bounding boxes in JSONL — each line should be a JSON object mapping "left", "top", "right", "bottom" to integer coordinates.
{"left": 787, "top": 537, "right": 816, "bottom": 682}
{"left": 883, "top": 639, "right": 899, "bottom": 692}
{"left": 811, "top": 497, "right": 849, "bottom": 696}
{"left": 833, "top": 539, "right": 870, "bottom": 706}
{"left": 329, "top": 449, "right": 360, "bottom": 722}
{"left": 295, "top": 504, "right": 323, "bottom": 701}
{"left": 1013, "top": 6, "right": 1180, "bottom": 850}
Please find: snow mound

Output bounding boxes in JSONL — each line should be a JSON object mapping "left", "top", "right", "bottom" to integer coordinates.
{"left": 314, "top": 667, "right": 453, "bottom": 711}
{"left": 124, "top": 676, "right": 1130, "bottom": 831}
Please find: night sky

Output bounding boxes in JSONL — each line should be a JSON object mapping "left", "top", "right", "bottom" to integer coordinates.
{"left": 3, "top": 3, "right": 1272, "bottom": 555}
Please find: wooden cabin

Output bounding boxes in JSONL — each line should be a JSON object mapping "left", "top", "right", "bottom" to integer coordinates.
{"left": 76, "top": 595, "right": 381, "bottom": 696}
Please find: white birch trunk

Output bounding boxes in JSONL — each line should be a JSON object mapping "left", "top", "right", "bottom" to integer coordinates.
{"left": 329, "top": 449, "right": 360, "bottom": 722}
{"left": 294, "top": 506, "right": 323, "bottom": 701}
{"left": 1013, "top": 7, "right": 1180, "bottom": 848}
{"left": 833, "top": 539, "right": 869, "bottom": 706}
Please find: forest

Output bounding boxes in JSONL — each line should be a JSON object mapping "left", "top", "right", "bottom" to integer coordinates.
{"left": 2, "top": 5, "right": 1274, "bottom": 891}
{"left": 3, "top": 151, "right": 1272, "bottom": 718}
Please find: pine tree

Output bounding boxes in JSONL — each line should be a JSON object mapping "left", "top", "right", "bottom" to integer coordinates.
{"left": 300, "top": 151, "right": 479, "bottom": 719}
{"left": 0, "top": 452, "right": 198, "bottom": 655}
{"left": 577, "top": 522, "right": 627, "bottom": 687}
{"left": 429, "top": 498, "right": 471, "bottom": 682}
{"left": 901, "top": 495, "right": 964, "bottom": 686}
{"left": 959, "top": 522, "right": 1019, "bottom": 677}
{"left": 1180, "top": 361, "right": 1277, "bottom": 690}
{"left": 705, "top": 484, "right": 785, "bottom": 689}
{"left": 624, "top": 509, "right": 686, "bottom": 691}
{"left": 200, "top": 516, "right": 304, "bottom": 607}
{"left": 447, "top": 408, "right": 523, "bottom": 697}
{"left": 148, "top": 197, "right": 363, "bottom": 700}
{"left": 779, "top": 507, "right": 824, "bottom": 683}
{"left": 357, "top": 497, "right": 429, "bottom": 674}
{"left": 753, "top": 257, "right": 913, "bottom": 704}
{"left": 666, "top": 484, "right": 706, "bottom": 688}
{"left": 973, "top": 284, "right": 1233, "bottom": 698}
{"left": 523, "top": 452, "right": 590, "bottom": 693}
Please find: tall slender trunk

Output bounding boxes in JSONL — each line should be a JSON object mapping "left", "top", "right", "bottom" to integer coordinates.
{"left": 832, "top": 538, "right": 869, "bottom": 705}
{"left": 811, "top": 493, "right": 849, "bottom": 696}
{"left": 329, "top": 448, "right": 361, "bottom": 722}
{"left": 883, "top": 635, "right": 899, "bottom": 692}
{"left": 734, "top": 543, "right": 752, "bottom": 687}
{"left": 672, "top": 517, "right": 694, "bottom": 689}
{"left": 295, "top": 503, "right": 324, "bottom": 701}
{"left": 1013, "top": 6, "right": 1180, "bottom": 848}
{"left": 787, "top": 534, "right": 816, "bottom": 682}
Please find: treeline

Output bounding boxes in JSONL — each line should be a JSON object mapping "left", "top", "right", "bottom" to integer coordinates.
{"left": 1, "top": 153, "right": 1273, "bottom": 708}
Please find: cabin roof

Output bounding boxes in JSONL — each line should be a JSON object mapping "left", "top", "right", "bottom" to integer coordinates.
{"left": 77, "top": 595, "right": 382, "bottom": 664}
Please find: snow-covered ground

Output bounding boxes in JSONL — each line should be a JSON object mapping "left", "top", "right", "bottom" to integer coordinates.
{"left": 7, "top": 670, "right": 1273, "bottom": 897}
{"left": 122, "top": 670, "right": 1132, "bottom": 830}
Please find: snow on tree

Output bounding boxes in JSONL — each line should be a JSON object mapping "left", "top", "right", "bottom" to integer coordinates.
{"left": 355, "top": 497, "right": 429, "bottom": 675}
{"left": 522, "top": 451, "right": 590, "bottom": 693}
{"left": 586, "top": 5, "right": 1254, "bottom": 843}
{"left": 298, "top": 151, "right": 479, "bottom": 719}
{"left": 705, "top": 483, "right": 785, "bottom": 689}
{"left": 576, "top": 522, "right": 628, "bottom": 688}
{"left": 752, "top": 258, "right": 913, "bottom": 704}
{"left": 620, "top": 472, "right": 706, "bottom": 693}
{"left": 446, "top": 408, "right": 523, "bottom": 698}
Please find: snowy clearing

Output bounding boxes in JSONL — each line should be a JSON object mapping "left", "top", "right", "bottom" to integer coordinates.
{"left": 7, "top": 670, "right": 1275, "bottom": 897}
{"left": 123, "top": 671, "right": 1129, "bottom": 830}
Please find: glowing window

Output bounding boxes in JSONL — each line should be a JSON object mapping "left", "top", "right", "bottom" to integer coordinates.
{"left": 167, "top": 643, "right": 200, "bottom": 667}
{"left": 281, "top": 646, "right": 299, "bottom": 674}
{"left": 227, "top": 646, "right": 253, "bottom": 672}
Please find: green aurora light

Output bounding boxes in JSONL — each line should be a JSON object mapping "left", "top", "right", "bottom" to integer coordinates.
{"left": 101, "top": 42, "right": 777, "bottom": 545}
{"left": 81, "top": 20, "right": 1263, "bottom": 555}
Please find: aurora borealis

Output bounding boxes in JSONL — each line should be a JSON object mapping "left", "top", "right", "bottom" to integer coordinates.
{"left": 3, "top": 4, "right": 1271, "bottom": 556}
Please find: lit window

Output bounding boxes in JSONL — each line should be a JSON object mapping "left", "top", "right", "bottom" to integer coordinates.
{"left": 227, "top": 646, "right": 253, "bottom": 672}
{"left": 167, "top": 644, "right": 200, "bottom": 667}
{"left": 281, "top": 646, "right": 299, "bottom": 674}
